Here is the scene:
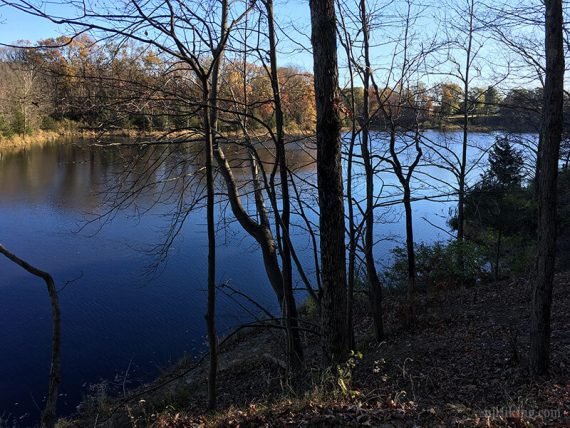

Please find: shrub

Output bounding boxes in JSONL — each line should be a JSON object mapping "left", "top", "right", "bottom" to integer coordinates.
{"left": 10, "top": 107, "right": 28, "bottom": 135}
{"left": 0, "top": 115, "right": 14, "bottom": 138}
{"left": 383, "top": 240, "right": 484, "bottom": 292}
{"left": 40, "top": 116, "right": 59, "bottom": 131}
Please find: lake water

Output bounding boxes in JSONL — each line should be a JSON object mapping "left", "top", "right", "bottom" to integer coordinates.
{"left": 0, "top": 131, "right": 531, "bottom": 424}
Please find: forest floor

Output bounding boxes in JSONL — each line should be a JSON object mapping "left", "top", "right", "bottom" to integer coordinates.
{"left": 67, "top": 274, "right": 570, "bottom": 427}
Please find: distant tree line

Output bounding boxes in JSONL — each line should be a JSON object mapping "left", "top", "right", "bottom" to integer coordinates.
{"left": 1, "top": 38, "right": 566, "bottom": 139}
{"left": 0, "top": 37, "right": 316, "bottom": 137}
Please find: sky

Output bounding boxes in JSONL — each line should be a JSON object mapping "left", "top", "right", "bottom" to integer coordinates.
{"left": 0, "top": 0, "right": 541, "bottom": 90}
{"left": 0, "top": 3, "right": 62, "bottom": 43}
{"left": 0, "top": 0, "right": 316, "bottom": 70}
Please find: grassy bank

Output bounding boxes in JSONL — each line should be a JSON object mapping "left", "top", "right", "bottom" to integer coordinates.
{"left": 0, "top": 129, "right": 67, "bottom": 149}
{"left": 0, "top": 127, "right": 201, "bottom": 151}
{"left": 60, "top": 274, "right": 570, "bottom": 427}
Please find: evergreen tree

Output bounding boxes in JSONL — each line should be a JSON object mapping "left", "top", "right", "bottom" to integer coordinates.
{"left": 485, "top": 136, "right": 524, "bottom": 189}
{"left": 484, "top": 86, "right": 500, "bottom": 115}
{"left": 460, "top": 136, "right": 535, "bottom": 280}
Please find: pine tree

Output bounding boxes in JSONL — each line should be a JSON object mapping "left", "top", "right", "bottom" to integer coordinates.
{"left": 461, "top": 136, "right": 534, "bottom": 280}
{"left": 485, "top": 136, "right": 524, "bottom": 189}
{"left": 484, "top": 86, "right": 500, "bottom": 115}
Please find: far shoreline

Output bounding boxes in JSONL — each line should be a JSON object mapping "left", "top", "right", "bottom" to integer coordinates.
{"left": 0, "top": 123, "right": 539, "bottom": 153}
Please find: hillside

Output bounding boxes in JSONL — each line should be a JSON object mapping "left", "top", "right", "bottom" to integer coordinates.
{"left": 65, "top": 274, "right": 570, "bottom": 427}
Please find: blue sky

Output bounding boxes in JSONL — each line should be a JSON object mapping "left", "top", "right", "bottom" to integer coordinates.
{"left": 0, "top": 3, "right": 62, "bottom": 43}
{"left": 0, "top": 0, "right": 316, "bottom": 71}
{"left": 0, "top": 0, "right": 535, "bottom": 90}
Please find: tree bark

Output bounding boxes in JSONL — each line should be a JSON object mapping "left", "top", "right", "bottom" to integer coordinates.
{"left": 309, "top": 0, "right": 349, "bottom": 364}
{"left": 530, "top": 0, "right": 564, "bottom": 376}
{"left": 336, "top": 0, "right": 357, "bottom": 350}
{"left": 457, "top": 0, "right": 474, "bottom": 246}
{"left": 213, "top": 146, "right": 287, "bottom": 303}
{"left": 345, "top": 92, "right": 357, "bottom": 351}
{"left": 204, "top": 0, "right": 228, "bottom": 408}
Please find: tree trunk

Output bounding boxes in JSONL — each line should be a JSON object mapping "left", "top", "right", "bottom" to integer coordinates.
{"left": 265, "top": 0, "right": 304, "bottom": 371}
{"left": 360, "top": 0, "right": 384, "bottom": 343}
{"left": 403, "top": 187, "right": 416, "bottom": 301}
{"left": 530, "top": 0, "right": 564, "bottom": 376}
{"left": 213, "top": 146, "right": 286, "bottom": 304}
{"left": 0, "top": 245, "right": 61, "bottom": 428}
{"left": 309, "top": 0, "right": 349, "bottom": 364}
{"left": 203, "top": 80, "right": 218, "bottom": 411}
{"left": 337, "top": 0, "right": 358, "bottom": 350}
{"left": 346, "top": 108, "right": 357, "bottom": 350}
{"left": 457, "top": 0, "right": 475, "bottom": 288}
{"left": 204, "top": 0, "right": 227, "bottom": 407}
{"left": 457, "top": 0, "right": 474, "bottom": 246}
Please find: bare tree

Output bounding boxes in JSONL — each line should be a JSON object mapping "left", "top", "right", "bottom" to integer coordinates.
{"left": 358, "top": 0, "right": 384, "bottom": 342}
{"left": 263, "top": 0, "right": 305, "bottom": 369}
{"left": 367, "top": 0, "right": 430, "bottom": 314}
{"left": 456, "top": 0, "right": 476, "bottom": 248}
{"left": 336, "top": 0, "right": 385, "bottom": 342}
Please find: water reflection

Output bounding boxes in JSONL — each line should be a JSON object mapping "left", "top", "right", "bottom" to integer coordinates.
{"left": 0, "top": 132, "right": 509, "bottom": 424}
{"left": 0, "top": 138, "right": 322, "bottom": 424}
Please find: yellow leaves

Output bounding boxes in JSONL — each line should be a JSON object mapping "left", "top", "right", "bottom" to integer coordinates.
{"left": 143, "top": 51, "right": 162, "bottom": 67}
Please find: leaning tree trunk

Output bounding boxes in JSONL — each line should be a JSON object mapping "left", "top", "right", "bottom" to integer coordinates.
{"left": 530, "top": 0, "right": 564, "bottom": 376}
{"left": 0, "top": 245, "right": 61, "bottom": 428}
{"left": 309, "top": 0, "right": 349, "bottom": 364}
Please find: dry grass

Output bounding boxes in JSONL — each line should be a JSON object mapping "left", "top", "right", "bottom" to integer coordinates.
{"left": 0, "top": 129, "right": 64, "bottom": 150}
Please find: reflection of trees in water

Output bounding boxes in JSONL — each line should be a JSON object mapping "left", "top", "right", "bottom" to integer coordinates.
{"left": 90, "top": 137, "right": 319, "bottom": 271}
{"left": 0, "top": 138, "right": 319, "bottom": 260}
{"left": 0, "top": 139, "right": 316, "bottom": 213}
{"left": 0, "top": 141, "right": 135, "bottom": 211}
{"left": 1, "top": 133, "right": 511, "bottom": 222}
